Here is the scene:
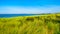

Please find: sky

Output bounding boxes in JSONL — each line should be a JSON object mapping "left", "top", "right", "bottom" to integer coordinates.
{"left": 0, "top": 0, "right": 60, "bottom": 14}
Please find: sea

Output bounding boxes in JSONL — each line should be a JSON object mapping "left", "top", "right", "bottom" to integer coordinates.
{"left": 0, "top": 14, "right": 35, "bottom": 18}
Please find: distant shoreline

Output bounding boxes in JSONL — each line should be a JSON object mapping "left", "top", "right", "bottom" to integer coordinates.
{"left": 0, "top": 13, "right": 60, "bottom": 18}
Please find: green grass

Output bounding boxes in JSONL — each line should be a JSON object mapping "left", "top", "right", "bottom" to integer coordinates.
{"left": 0, "top": 13, "right": 60, "bottom": 34}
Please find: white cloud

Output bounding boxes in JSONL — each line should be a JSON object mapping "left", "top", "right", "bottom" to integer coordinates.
{"left": 0, "top": 6, "right": 60, "bottom": 14}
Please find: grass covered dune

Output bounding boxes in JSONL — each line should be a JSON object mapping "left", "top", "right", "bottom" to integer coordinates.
{"left": 0, "top": 13, "right": 60, "bottom": 34}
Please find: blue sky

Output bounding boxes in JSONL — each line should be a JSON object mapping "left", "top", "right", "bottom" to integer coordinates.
{"left": 0, "top": 0, "right": 60, "bottom": 14}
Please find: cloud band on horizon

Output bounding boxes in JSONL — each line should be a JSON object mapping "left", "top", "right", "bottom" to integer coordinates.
{"left": 0, "top": 6, "right": 60, "bottom": 14}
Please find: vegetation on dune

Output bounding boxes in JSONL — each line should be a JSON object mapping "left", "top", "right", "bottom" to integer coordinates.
{"left": 0, "top": 13, "right": 60, "bottom": 34}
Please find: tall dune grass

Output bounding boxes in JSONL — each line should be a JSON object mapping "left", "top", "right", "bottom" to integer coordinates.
{"left": 0, "top": 14, "right": 60, "bottom": 34}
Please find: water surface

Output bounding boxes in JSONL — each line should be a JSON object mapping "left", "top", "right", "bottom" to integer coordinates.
{"left": 0, "top": 14, "right": 35, "bottom": 18}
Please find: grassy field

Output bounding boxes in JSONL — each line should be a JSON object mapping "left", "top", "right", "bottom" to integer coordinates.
{"left": 0, "top": 13, "right": 60, "bottom": 34}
